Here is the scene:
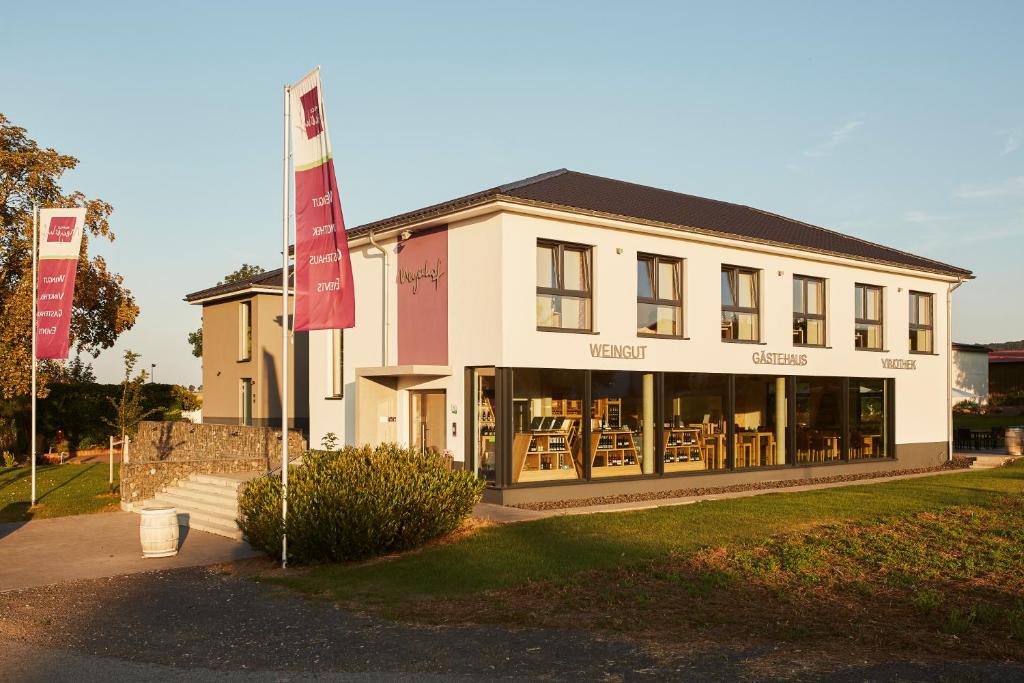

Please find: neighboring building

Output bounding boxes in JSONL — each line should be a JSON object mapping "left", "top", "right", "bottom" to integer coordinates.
{"left": 951, "top": 342, "right": 990, "bottom": 405}
{"left": 185, "top": 268, "right": 309, "bottom": 431}
{"left": 307, "top": 169, "right": 972, "bottom": 505}
{"left": 990, "top": 350, "right": 1024, "bottom": 400}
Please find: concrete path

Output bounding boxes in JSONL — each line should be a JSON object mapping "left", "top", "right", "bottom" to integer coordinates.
{"left": 475, "top": 464, "right": 994, "bottom": 523}
{"left": 0, "top": 511, "right": 259, "bottom": 592}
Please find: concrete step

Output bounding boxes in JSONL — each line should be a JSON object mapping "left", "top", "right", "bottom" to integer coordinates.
{"left": 158, "top": 485, "right": 240, "bottom": 510}
{"left": 183, "top": 516, "right": 243, "bottom": 540}
{"left": 143, "top": 498, "right": 241, "bottom": 539}
{"left": 147, "top": 498, "right": 236, "bottom": 527}
{"left": 177, "top": 479, "right": 243, "bottom": 497}
{"left": 152, "top": 491, "right": 238, "bottom": 518}
{"left": 190, "top": 472, "right": 260, "bottom": 489}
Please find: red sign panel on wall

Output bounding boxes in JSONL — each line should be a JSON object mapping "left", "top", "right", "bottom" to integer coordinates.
{"left": 397, "top": 226, "right": 448, "bottom": 365}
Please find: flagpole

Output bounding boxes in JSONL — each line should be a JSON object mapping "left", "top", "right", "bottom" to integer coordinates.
{"left": 281, "top": 83, "right": 291, "bottom": 569}
{"left": 30, "top": 203, "right": 38, "bottom": 507}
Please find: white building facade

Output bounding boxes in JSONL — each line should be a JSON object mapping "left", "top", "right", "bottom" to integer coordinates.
{"left": 308, "top": 170, "right": 972, "bottom": 504}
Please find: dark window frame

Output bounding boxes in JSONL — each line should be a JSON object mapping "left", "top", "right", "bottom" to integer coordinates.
{"left": 536, "top": 239, "right": 594, "bottom": 333}
{"left": 637, "top": 253, "right": 684, "bottom": 338}
{"left": 908, "top": 291, "right": 934, "bottom": 354}
{"left": 721, "top": 265, "right": 760, "bottom": 343}
{"left": 792, "top": 275, "right": 826, "bottom": 347}
{"left": 854, "top": 283, "right": 884, "bottom": 351}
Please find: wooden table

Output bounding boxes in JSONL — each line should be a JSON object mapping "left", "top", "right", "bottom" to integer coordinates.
{"left": 736, "top": 431, "right": 775, "bottom": 468}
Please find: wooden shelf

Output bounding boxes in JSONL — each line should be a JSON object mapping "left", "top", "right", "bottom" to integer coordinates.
{"left": 512, "top": 426, "right": 582, "bottom": 482}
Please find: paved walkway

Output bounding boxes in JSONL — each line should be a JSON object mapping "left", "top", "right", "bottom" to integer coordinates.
{"left": 0, "top": 511, "right": 258, "bottom": 592}
{"left": 474, "top": 463, "right": 998, "bottom": 523}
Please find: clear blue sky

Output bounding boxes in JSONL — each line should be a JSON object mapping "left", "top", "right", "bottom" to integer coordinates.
{"left": 4, "top": 1, "right": 1022, "bottom": 385}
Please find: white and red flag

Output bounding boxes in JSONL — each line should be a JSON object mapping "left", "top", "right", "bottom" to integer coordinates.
{"left": 289, "top": 68, "right": 355, "bottom": 331}
{"left": 35, "top": 208, "right": 86, "bottom": 359}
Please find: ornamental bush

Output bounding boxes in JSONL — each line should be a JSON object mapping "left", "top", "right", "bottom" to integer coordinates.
{"left": 238, "top": 443, "right": 485, "bottom": 564}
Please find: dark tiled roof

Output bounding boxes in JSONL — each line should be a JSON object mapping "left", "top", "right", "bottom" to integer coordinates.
{"left": 185, "top": 267, "right": 292, "bottom": 302}
{"left": 952, "top": 342, "right": 991, "bottom": 353}
{"left": 348, "top": 169, "right": 971, "bottom": 277}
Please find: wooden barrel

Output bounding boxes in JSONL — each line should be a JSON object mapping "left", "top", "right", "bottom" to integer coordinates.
{"left": 139, "top": 506, "right": 179, "bottom": 558}
{"left": 1007, "top": 427, "right": 1024, "bottom": 457}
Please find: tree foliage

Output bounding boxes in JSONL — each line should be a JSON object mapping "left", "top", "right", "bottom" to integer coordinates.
{"left": 219, "top": 263, "right": 263, "bottom": 285}
{"left": 0, "top": 113, "right": 139, "bottom": 399}
{"left": 187, "top": 326, "right": 203, "bottom": 358}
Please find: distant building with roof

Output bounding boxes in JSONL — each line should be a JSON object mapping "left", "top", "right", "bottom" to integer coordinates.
{"left": 990, "top": 349, "right": 1024, "bottom": 400}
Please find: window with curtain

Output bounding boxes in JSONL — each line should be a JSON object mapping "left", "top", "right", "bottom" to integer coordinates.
{"left": 854, "top": 284, "right": 883, "bottom": 350}
{"left": 793, "top": 275, "right": 826, "bottom": 346}
{"left": 909, "top": 291, "right": 933, "bottom": 353}
{"left": 536, "top": 240, "right": 592, "bottom": 332}
{"left": 637, "top": 254, "right": 683, "bottom": 337}
{"left": 721, "top": 266, "right": 759, "bottom": 342}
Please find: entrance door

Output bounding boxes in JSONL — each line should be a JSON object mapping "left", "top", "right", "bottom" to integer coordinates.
{"left": 410, "top": 390, "right": 446, "bottom": 454}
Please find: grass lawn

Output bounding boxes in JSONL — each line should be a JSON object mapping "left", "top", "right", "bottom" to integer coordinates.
{"left": 0, "top": 464, "right": 120, "bottom": 523}
{"left": 270, "top": 462, "right": 1024, "bottom": 667}
{"left": 954, "top": 413, "right": 1024, "bottom": 429}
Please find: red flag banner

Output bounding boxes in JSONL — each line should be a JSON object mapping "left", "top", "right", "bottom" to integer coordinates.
{"left": 289, "top": 68, "right": 356, "bottom": 331}
{"left": 36, "top": 208, "right": 86, "bottom": 359}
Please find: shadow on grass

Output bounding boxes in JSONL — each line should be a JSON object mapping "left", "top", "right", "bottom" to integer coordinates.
{"left": 35, "top": 464, "right": 97, "bottom": 503}
{"left": 0, "top": 503, "right": 32, "bottom": 532}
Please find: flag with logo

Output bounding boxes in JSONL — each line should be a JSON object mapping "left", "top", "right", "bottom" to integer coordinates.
{"left": 35, "top": 208, "right": 86, "bottom": 359}
{"left": 289, "top": 68, "right": 356, "bottom": 331}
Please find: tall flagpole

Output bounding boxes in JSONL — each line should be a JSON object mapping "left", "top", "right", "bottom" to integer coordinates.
{"left": 281, "top": 84, "right": 291, "bottom": 569}
{"left": 30, "top": 204, "right": 38, "bottom": 507}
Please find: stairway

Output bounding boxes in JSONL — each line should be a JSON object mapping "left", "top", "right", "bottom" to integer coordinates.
{"left": 140, "top": 472, "right": 259, "bottom": 540}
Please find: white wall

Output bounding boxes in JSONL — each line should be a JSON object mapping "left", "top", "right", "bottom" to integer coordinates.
{"left": 309, "top": 207, "right": 957, "bottom": 456}
{"left": 952, "top": 350, "right": 989, "bottom": 405}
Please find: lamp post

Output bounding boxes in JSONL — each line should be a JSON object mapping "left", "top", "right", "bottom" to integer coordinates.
{"left": 150, "top": 363, "right": 156, "bottom": 384}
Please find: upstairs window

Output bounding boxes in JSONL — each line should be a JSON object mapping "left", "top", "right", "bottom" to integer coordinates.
{"left": 854, "top": 284, "right": 883, "bottom": 350}
{"left": 793, "top": 275, "right": 826, "bottom": 346}
{"left": 637, "top": 254, "right": 682, "bottom": 337}
{"left": 721, "top": 266, "right": 759, "bottom": 342}
{"left": 536, "top": 240, "right": 592, "bottom": 332}
{"left": 238, "top": 301, "right": 252, "bottom": 361}
{"left": 909, "top": 291, "right": 934, "bottom": 353}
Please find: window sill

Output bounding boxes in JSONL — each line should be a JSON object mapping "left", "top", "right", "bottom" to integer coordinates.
{"left": 324, "top": 395, "right": 344, "bottom": 401}
{"left": 721, "top": 339, "right": 765, "bottom": 345}
{"left": 537, "top": 327, "right": 599, "bottom": 335}
{"left": 855, "top": 348, "right": 889, "bottom": 353}
{"left": 909, "top": 351, "right": 939, "bottom": 356}
{"left": 793, "top": 343, "right": 828, "bottom": 349}
{"left": 237, "top": 358, "right": 252, "bottom": 363}
{"left": 638, "top": 333, "right": 689, "bottom": 340}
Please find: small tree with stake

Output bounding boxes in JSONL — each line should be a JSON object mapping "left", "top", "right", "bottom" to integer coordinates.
{"left": 103, "top": 351, "right": 159, "bottom": 487}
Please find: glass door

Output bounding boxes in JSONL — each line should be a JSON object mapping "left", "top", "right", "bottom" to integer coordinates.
{"left": 410, "top": 390, "right": 446, "bottom": 455}
{"left": 240, "top": 378, "right": 253, "bottom": 426}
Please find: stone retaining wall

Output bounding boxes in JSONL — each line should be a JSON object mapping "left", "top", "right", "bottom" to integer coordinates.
{"left": 120, "top": 421, "right": 306, "bottom": 509}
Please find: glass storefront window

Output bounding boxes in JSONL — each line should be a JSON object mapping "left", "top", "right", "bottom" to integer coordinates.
{"left": 473, "top": 368, "right": 497, "bottom": 481}
{"left": 511, "top": 368, "right": 585, "bottom": 483}
{"left": 590, "top": 371, "right": 656, "bottom": 478}
{"left": 734, "top": 375, "right": 787, "bottom": 467}
{"left": 795, "top": 377, "right": 843, "bottom": 463}
{"left": 850, "top": 378, "right": 889, "bottom": 459}
{"left": 663, "top": 373, "right": 728, "bottom": 471}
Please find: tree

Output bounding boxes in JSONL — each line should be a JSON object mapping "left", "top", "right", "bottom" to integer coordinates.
{"left": 219, "top": 263, "right": 263, "bottom": 285}
{"left": 102, "top": 350, "right": 158, "bottom": 439}
{"left": 0, "top": 113, "right": 139, "bottom": 400}
{"left": 187, "top": 327, "right": 203, "bottom": 358}
{"left": 185, "top": 264, "right": 263, "bottom": 357}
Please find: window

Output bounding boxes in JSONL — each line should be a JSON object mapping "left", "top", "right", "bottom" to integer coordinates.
{"left": 240, "top": 378, "right": 253, "bottom": 426}
{"left": 472, "top": 368, "right": 497, "bottom": 482}
{"left": 909, "top": 291, "right": 933, "bottom": 353}
{"left": 663, "top": 373, "right": 729, "bottom": 471}
{"left": 511, "top": 368, "right": 585, "bottom": 482}
{"left": 536, "top": 241, "right": 592, "bottom": 332}
{"left": 794, "top": 377, "right": 843, "bottom": 463}
{"left": 793, "top": 276, "right": 826, "bottom": 346}
{"left": 591, "top": 371, "right": 656, "bottom": 477}
{"left": 854, "top": 284, "right": 883, "bottom": 350}
{"left": 637, "top": 255, "right": 683, "bottom": 337}
{"left": 238, "top": 301, "right": 252, "bottom": 361}
{"left": 330, "top": 329, "right": 344, "bottom": 397}
{"left": 850, "top": 378, "right": 889, "bottom": 459}
{"left": 734, "top": 375, "right": 788, "bottom": 468}
{"left": 721, "top": 266, "right": 759, "bottom": 342}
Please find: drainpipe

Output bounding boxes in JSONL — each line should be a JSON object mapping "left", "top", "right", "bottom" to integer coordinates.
{"left": 368, "top": 230, "right": 389, "bottom": 367}
{"left": 947, "top": 277, "right": 965, "bottom": 462}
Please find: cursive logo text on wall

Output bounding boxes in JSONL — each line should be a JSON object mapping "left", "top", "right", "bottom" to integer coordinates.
{"left": 398, "top": 258, "right": 445, "bottom": 294}
{"left": 752, "top": 351, "right": 808, "bottom": 366}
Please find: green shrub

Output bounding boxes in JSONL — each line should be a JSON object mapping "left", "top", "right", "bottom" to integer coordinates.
{"left": 1, "top": 451, "right": 15, "bottom": 468}
{"left": 238, "top": 443, "right": 485, "bottom": 564}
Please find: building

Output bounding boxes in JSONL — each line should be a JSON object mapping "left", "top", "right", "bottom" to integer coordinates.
{"left": 951, "top": 342, "right": 990, "bottom": 406}
{"left": 308, "top": 169, "right": 972, "bottom": 504}
{"left": 185, "top": 268, "right": 309, "bottom": 430}
{"left": 989, "top": 350, "right": 1024, "bottom": 402}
